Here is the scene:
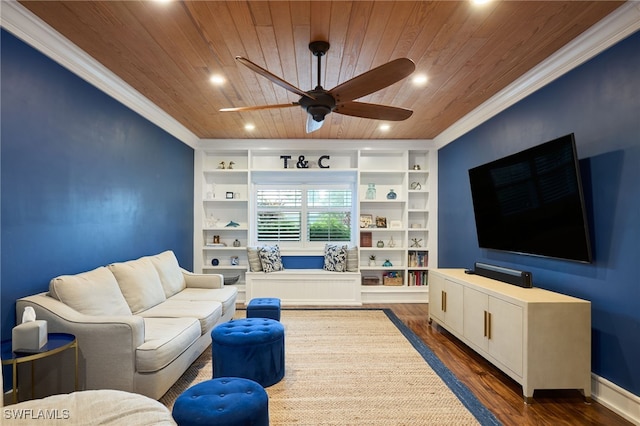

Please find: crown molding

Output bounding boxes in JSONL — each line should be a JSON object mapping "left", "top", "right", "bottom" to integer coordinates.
{"left": 0, "top": 0, "right": 199, "bottom": 149}
{"left": 434, "top": 2, "right": 640, "bottom": 150}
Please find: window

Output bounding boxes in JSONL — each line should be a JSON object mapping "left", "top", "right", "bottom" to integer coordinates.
{"left": 255, "top": 184, "right": 354, "bottom": 247}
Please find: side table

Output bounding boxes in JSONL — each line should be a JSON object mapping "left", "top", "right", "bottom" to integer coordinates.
{"left": 1, "top": 332, "right": 78, "bottom": 403}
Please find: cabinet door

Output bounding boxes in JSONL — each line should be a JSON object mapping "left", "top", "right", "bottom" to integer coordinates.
{"left": 444, "top": 279, "right": 464, "bottom": 335}
{"left": 488, "top": 297, "right": 523, "bottom": 377}
{"left": 429, "top": 273, "right": 445, "bottom": 322}
{"left": 463, "top": 286, "right": 489, "bottom": 352}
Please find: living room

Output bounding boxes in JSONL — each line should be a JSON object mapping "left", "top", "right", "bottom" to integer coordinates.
{"left": 1, "top": 1, "right": 639, "bottom": 425}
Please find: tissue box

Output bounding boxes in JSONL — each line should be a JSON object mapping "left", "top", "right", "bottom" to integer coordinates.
{"left": 12, "top": 320, "right": 48, "bottom": 352}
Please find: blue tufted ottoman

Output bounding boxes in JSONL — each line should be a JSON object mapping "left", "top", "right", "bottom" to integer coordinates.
{"left": 211, "top": 318, "right": 285, "bottom": 387}
{"left": 247, "top": 297, "right": 281, "bottom": 321}
{"left": 172, "top": 377, "right": 268, "bottom": 426}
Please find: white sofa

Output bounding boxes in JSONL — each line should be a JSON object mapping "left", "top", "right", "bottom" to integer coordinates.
{"left": 15, "top": 250, "right": 237, "bottom": 400}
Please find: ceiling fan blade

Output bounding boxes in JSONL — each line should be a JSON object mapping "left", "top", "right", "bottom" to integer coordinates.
{"left": 306, "top": 114, "right": 324, "bottom": 133}
{"left": 236, "top": 57, "right": 315, "bottom": 100}
{"left": 220, "top": 103, "right": 299, "bottom": 112}
{"left": 334, "top": 101, "right": 413, "bottom": 121}
{"left": 329, "top": 58, "right": 416, "bottom": 103}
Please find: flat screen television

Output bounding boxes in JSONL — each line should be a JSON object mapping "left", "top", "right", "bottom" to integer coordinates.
{"left": 468, "top": 133, "right": 592, "bottom": 263}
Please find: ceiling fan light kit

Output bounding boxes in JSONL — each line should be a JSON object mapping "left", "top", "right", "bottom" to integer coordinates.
{"left": 222, "top": 41, "right": 415, "bottom": 133}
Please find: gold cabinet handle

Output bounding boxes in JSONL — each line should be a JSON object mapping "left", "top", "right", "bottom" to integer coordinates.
{"left": 484, "top": 311, "right": 488, "bottom": 337}
{"left": 442, "top": 291, "right": 447, "bottom": 312}
{"left": 487, "top": 311, "right": 492, "bottom": 340}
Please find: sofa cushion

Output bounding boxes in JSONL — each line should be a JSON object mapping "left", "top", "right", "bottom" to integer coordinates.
{"left": 168, "top": 286, "right": 238, "bottom": 316}
{"left": 109, "top": 258, "right": 166, "bottom": 314}
{"left": 49, "top": 266, "right": 132, "bottom": 316}
{"left": 148, "top": 250, "right": 186, "bottom": 298}
{"left": 139, "top": 299, "right": 222, "bottom": 335}
{"left": 137, "top": 317, "right": 201, "bottom": 373}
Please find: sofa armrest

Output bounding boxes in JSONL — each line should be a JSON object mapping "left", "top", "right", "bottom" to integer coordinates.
{"left": 181, "top": 269, "right": 224, "bottom": 289}
{"left": 17, "top": 294, "right": 145, "bottom": 392}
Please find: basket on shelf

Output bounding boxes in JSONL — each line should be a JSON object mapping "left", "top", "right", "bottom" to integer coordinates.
{"left": 362, "top": 276, "right": 381, "bottom": 286}
{"left": 224, "top": 275, "right": 240, "bottom": 285}
{"left": 383, "top": 276, "right": 403, "bottom": 286}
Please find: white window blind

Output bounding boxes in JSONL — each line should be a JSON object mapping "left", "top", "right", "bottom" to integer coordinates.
{"left": 255, "top": 185, "right": 353, "bottom": 246}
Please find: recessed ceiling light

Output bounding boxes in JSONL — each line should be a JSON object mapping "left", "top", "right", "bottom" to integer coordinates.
{"left": 379, "top": 124, "right": 390, "bottom": 132}
{"left": 471, "top": 0, "right": 491, "bottom": 5}
{"left": 244, "top": 124, "right": 255, "bottom": 131}
{"left": 412, "top": 74, "right": 428, "bottom": 86}
{"left": 210, "top": 75, "right": 225, "bottom": 85}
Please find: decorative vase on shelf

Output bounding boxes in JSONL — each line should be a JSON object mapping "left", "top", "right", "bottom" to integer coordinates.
{"left": 233, "top": 239, "right": 241, "bottom": 247}
{"left": 377, "top": 240, "right": 384, "bottom": 248}
{"left": 365, "top": 184, "right": 376, "bottom": 200}
{"left": 386, "top": 189, "right": 397, "bottom": 200}
{"left": 211, "top": 258, "right": 219, "bottom": 266}
{"left": 382, "top": 259, "right": 393, "bottom": 267}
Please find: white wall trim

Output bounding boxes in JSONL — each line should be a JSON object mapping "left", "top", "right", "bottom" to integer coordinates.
{"left": 0, "top": 0, "right": 199, "bottom": 149}
{"left": 592, "top": 373, "right": 640, "bottom": 425}
{"left": 434, "top": 2, "right": 640, "bottom": 150}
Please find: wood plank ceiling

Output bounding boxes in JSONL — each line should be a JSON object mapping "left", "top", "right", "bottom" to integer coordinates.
{"left": 19, "top": 1, "right": 624, "bottom": 140}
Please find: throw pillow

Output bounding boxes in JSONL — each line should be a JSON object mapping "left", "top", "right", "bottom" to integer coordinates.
{"left": 346, "top": 246, "right": 359, "bottom": 272}
{"left": 247, "top": 247, "right": 263, "bottom": 272}
{"left": 258, "top": 245, "right": 284, "bottom": 273}
{"left": 323, "top": 244, "right": 347, "bottom": 272}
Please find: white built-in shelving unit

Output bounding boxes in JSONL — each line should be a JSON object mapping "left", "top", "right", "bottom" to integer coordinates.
{"left": 194, "top": 142, "right": 437, "bottom": 304}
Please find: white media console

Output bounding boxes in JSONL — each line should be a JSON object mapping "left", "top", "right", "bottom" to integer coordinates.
{"left": 428, "top": 268, "right": 591, "bottom": 403}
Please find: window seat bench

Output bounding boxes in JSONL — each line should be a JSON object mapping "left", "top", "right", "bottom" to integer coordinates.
{"left": 245, "top": 269, "right": 362, "bottom": 306}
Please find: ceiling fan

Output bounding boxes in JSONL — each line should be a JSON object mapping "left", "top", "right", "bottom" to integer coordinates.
{"left": 220, "top": 41, "right": 416, "bottom": 133}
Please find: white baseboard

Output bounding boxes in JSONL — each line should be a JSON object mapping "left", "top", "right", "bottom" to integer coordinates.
{"left": 592, "top": 373, "right": 640, "bottom": 425}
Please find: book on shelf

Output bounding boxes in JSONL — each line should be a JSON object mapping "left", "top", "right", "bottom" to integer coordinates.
{"left": 408, "top": 270, "right": 429, "bottom": 286}
{"left": 408, "top": 250, "right": 428, "bottom": 267}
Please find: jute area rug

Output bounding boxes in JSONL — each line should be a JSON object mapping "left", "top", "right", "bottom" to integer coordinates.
{"left": 160, "top": 309, "right": 496, "bottom": 425}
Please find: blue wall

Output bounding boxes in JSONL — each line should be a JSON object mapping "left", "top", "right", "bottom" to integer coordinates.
{"left": 0, "top": 30, "right": 195, "bottom": 342}
{"left": 438, "top": 31, "right": 639, "bottom": 395}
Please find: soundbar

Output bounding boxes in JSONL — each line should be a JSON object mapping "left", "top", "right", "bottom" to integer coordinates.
{"left": 473, "top": 262, "right": 533, "bottom": 288}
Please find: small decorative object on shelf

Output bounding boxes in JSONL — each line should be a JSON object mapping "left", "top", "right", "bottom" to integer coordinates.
{"left": 375, "top": 216, "right": 387, "bottom": 228}
{"left": 410, "top": 181, "right": 422, "bottom": 190}
{"left": 360, "top": 232, "right": 372, "bottom": 247}
{"left": 386, "top": 189, "right": 397, "bottom": 200}
{"left": 225, "top": 221, "right": 240, "bottom": 227}
{"left": 233, "top": 239, "right": 241, "bottom": 247}
{"left": 365, "top": 183, "right": 376, "bottom": 200}
{"left": 230, "top": 256, "right": 239, "bottom": 266}
{"left": 382, "top": 259, "right": 393, "bottom": 267}
{"left": 383, "top": 271, "right": 403, "bottom": 286}
{"left": 211, "top": 258, "right": 219, "bottom": 266}
{"left": 413, "top": 164, "right": 421, "bottom": 170}
{"left": 411, "top": 238, "right": 423, "bottom": 248}
{"left": 359, "top": 214, "right": 373, "bottom": 228}
{"left": 228, "top": 161, "right": 235, "bottom": 170}
{"left": 226, "top": 192, "right": 234, "bottom": 199}
{"left": 213, "top": 235, "right": 220, "bottom": 244}
{"left": 377, "top": 240, "right": 384, "bottom": 248}
{"left": 368, "top": 255, "right": 376, "bottom": 267}
{"left": 388, "top": 235, "right": 396, "bottom": 247}
{"left": 224, "top": 275, "right": 240, "bottom": 285}
{"left": 219, "top": 161, "right": 226, "bottom": 169}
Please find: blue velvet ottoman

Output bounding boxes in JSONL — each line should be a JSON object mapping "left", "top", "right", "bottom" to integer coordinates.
{"left": 211, "top": 318, "right": 285, "bottom": 387}
{"left": 247, "top": 297, "right": 281, "bottom": 321}
{"left": 172, "top": 377, "right": 268, "bottom": 426}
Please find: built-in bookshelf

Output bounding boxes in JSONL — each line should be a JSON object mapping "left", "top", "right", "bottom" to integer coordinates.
{"left": 194, "top": 143, "right": 437, "bottom": 303}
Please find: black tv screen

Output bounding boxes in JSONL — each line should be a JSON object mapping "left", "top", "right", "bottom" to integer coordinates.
{"left": 468, "top": 133, "right": 592, "bottom": 263}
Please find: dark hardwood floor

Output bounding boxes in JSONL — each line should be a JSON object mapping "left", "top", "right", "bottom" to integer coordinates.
{"left": 369, "top": 303, "right": 631, "bottom": 426}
